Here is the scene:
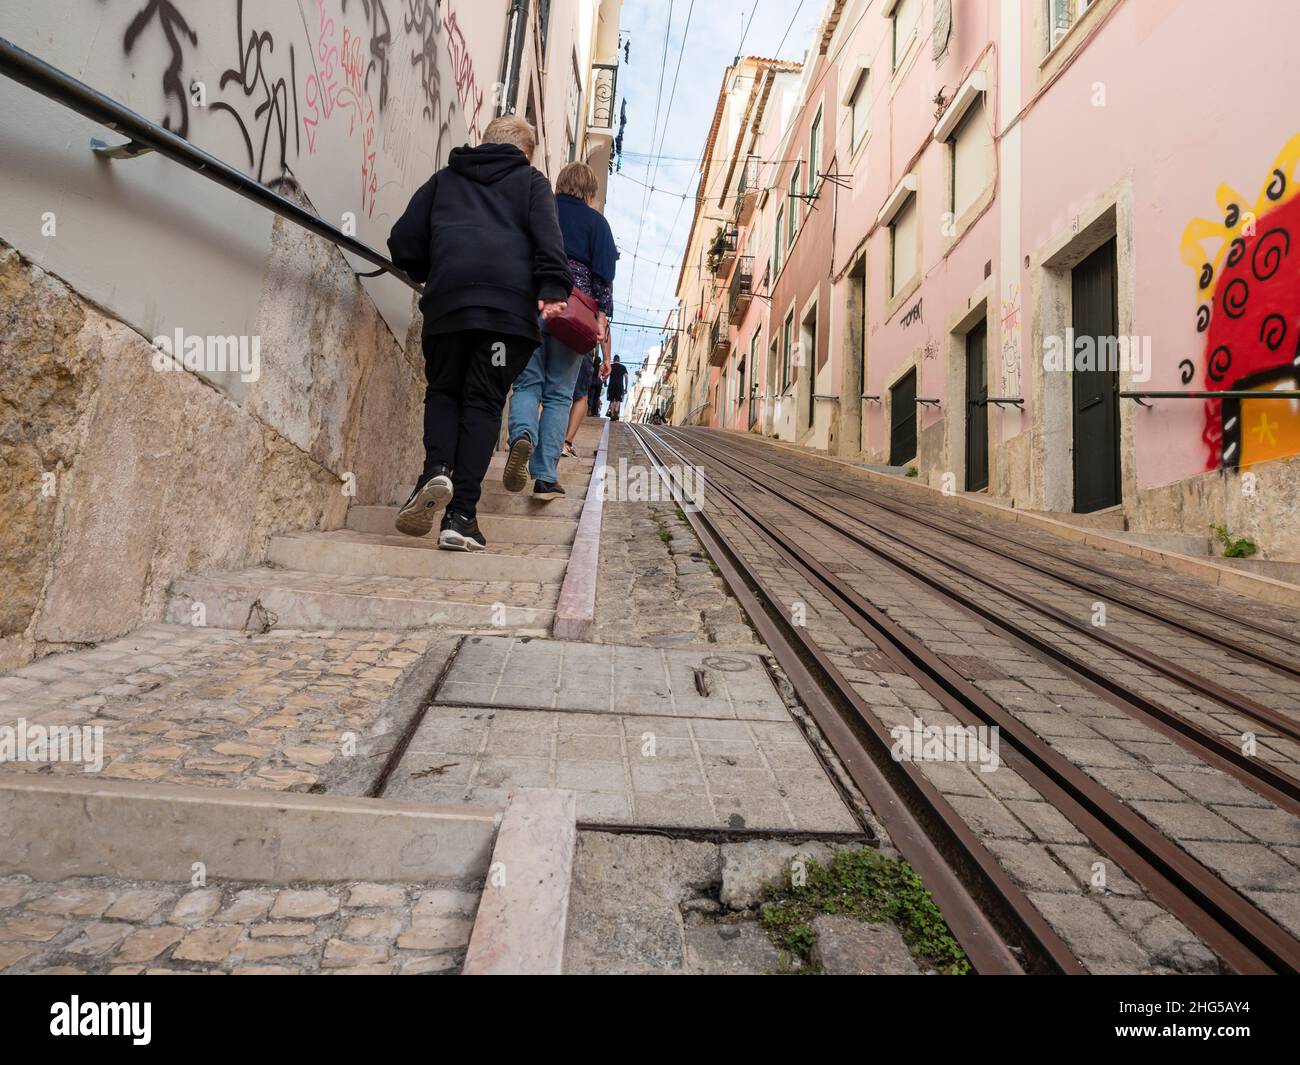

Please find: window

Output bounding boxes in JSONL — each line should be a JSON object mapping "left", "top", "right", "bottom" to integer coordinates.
{"left": 1049, "top": 0, "right": 1093, "bottom": 50}
{"left": 808, "top": 108, "right": 822, "bottom": 193}
{"left": 774, "top": 206, "right": 785, "bottom": 276}
{"left": 781, "top": 312, "right": 794, "bottom": 391}
{"left": 891, "top": 0, "right": 920, "bottom": 70}
{"left": 848, "top": 71, "right": 869, "bottom": 152}
{"left": 889, "top": 193, "right": 918, "bottom": 296}
{"left": 949, "top": 97, "right": 993, "bottom": 220}
{"left": 789, "top": 162, "right": 802, "bottom": 244}
{"left": 565, "top": 51, "right": 582, "bottom": 163}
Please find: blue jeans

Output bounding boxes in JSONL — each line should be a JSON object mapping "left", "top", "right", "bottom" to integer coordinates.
{"left": 507, "top": 330, "right": 585, "bottom": 484}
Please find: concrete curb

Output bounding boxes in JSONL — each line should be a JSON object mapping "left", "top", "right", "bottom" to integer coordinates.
{"left": 462, "top": 787, "right": 576, "bottom": 975}
{"left": 747, "top": 432, "right": 1300, "bottom": 609}
{"left": 0, "top": 773, "right": 501, "bottom": 884}
{"left": 552, "top": 420, "right": 611, "bottom": 640}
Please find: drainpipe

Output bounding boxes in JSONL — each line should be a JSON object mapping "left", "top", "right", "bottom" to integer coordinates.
{"left": 497, "top": 0, "right": 532, "bottom": 116}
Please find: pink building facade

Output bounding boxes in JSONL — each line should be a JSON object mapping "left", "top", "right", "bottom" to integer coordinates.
{"left": 673, "top": 0, "right": 1300, "bottom": 559}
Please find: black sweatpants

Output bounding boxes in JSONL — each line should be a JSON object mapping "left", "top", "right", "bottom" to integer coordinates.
{"left": 422, "top": 330, "right": 537, "bottom": 519}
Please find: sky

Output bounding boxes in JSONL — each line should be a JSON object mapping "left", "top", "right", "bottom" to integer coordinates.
{"left": 603, "top": 0, "right": 824, "bottom": 382}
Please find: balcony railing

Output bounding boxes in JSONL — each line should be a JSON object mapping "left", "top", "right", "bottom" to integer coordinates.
{"left": 589, "top": 63, "right": 618, "bottom": 131}
{"left": 707, "top": 224, "right": 738, "bottom": 276}
{"left": 735, "top": 155, "right": 760, "bottom": 224}
{"left": 708, "top": 314, "right": 731, "bottom": 367}
{"left": 727, "top": 256, "right": 754, "bottom": 323}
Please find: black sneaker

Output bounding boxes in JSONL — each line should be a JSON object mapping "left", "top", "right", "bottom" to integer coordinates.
{"left": 503, "top": 434, "right": 533, "bottom": 493}
{"left": 533, "top": 479, "right": 565, "bottom": 501}
{"left": 438, "top": 510, "right": 486, "bottom": 552}
{"left": 395, "top": 464, "right": 452, "bottom": 536}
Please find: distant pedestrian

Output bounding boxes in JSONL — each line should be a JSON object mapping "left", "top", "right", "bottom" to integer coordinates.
{"left": 606, "top": 355, "right": 629, "bottom": 421}
{"left": 507, "top": 161, "right": 616, "bottom": 501}
{"left": 563, "top": 350, "right": 605, "bottom": 458}
{"left": 586, "top": 350, "right": 604, "bottom": 416}
{"left": 387, "top": 116, "right": 572, "bottom": 550}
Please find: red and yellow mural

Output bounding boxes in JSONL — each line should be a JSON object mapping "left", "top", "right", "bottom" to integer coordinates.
{"left": 1181, "top": 134, "right": 1300, "bottom": 469}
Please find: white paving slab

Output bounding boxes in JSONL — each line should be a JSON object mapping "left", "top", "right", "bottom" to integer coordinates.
{"left": 435, "top": 636, "right": 790, "bottom": 720}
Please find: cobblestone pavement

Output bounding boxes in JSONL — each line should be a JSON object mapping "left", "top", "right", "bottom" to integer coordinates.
{"left": 0, "top": 624, "right": 436, "bottom": 793}
{"left": 595, "top": 424, "right": 760, "bottom": 648}
{"left": 651, "top": 427, "right": 1300, "bottom": 972}
{"left": 0, "top": 874, "right": 478, "bottom": 974}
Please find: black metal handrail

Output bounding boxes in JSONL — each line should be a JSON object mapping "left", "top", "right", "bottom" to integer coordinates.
{"left": 0, "top": 36, "right": 419, "bottom": 291}
{"left": 1121, "top": 390, "right": 1300, "bottom": 399}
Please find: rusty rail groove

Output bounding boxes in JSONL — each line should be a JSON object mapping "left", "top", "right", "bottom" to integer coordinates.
{"left": 632, "top": 426, "right": 1072, "bottom": 974}
{"left": 674, "top": 429, "right": 1300, "bottom": 811}
{"left": 650, "top": 425, "right": 1300, "bottom": 974}
{"left": 715, "top": 431, "right": 1300, "bottom": 666}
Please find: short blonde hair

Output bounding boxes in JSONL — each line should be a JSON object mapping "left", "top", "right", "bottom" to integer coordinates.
{"left": 556, "top": 161, "right": 599, "bottom": 202}
{"left": 482, "top": 115, "right": 536, "bottom": 160}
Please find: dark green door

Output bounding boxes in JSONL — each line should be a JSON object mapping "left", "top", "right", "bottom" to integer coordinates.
{"left": 890, "top": 369, "right": 917, "bottom": 466}
{"left": 965, "top": 319, "right": 989, "bottom": 491}
{"left": 1071, "top": 238, "right": 1121, "bottom": 512}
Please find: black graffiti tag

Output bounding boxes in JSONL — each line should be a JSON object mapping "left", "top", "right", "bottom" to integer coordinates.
{"left": 123, "top": 0, "right": 199, "bottom": 139}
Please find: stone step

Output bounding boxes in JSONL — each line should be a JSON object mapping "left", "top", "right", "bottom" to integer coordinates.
{"left": 268, "top": 530, "right": 570, "bottom": 582}
{"left": 1212, "top": 556, "right": 1300, "bottom": 586}
{"left": 166, "top": 567, "right": 557, "bottom": 630}
{"left": 1031, "top": 505, "right": 1128, "bottom": 532}
{"left": 395, "top": 467, "right": 592, "bottom": 505}
{"left": 486, "top": 454, "right": 596, "bottom": 474}
{"left": 1110, "top": 530, "right": 1213, "bottom": 555}
{"left": 346, "top": 507, "right": 578, "bottom": 544}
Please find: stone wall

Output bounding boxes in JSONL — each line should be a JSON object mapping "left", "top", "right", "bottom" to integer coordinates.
{"left": 0, "top": 221, "right": 424, "bottom": 670}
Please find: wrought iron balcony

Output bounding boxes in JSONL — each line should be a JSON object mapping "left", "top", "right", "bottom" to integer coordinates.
{"left": 727, "top": 255, "right": 754, "bottom": 323}
{"left": 709, "top": 313, "right": 731, "bottom": 367}
{"left": 707, "top": 224, "right": 738, "bottom": 276}
{"left": 589, "top": 63, "right": 618, "bottom": 131}
{"left": 735, "top": 155, "right": 760, "bottom": 224}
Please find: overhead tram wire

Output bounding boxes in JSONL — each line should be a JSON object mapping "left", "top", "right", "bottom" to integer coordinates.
{"left": 649, "top": 0, "right": 896, "bottom": 314}
{"left": 632, "top": 0, "right": 806, "bottom": 333}
{"left": 621, "top": 0, "right": 677, "bottom": 313}
{"left": 641, "top": 0, "right": 754, "bottom": 309}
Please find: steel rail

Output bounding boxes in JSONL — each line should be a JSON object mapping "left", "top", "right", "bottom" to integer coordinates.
{"left": 651, "top": 425, "right": 1300, "bottom": 973}
{"left": 631, "top": 427, "right": 1076, "bottom": 974}
{"left": 671, "top": 428, "right": 1300, "bottom": 815}
{"left": 710, "top": 429, "right": 1300, "bottom": 669}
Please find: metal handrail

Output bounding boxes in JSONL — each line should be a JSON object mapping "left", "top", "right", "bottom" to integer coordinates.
{"left": 1121, "top": 390, "right": 1300, "bottom": 399}
{"left": 0, "top": 36, "right": 419, "bottom": 291}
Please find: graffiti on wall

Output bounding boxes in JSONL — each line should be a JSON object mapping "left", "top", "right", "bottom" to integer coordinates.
{"left": 1181, "top": 134, "right": 1300, "bottom": 469}
{"left": 999, "top": 282, "right": 1022, "bottom": 396}
{"left": 111, "top": 0, "right": 482, "bottom": 219}
{"left": 122, "top": 1, "right": 199, "bottom": 138}
{"left": 210, "top": 0, "right": 300, "bottom": 183}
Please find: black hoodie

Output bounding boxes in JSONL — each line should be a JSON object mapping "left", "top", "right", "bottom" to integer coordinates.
{"left": 388, "top": 143, "right": 573, "bottom": 341}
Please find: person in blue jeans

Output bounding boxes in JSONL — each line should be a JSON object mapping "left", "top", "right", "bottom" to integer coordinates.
{"left": 506, "top": 161, "right": 616, "bottom": 500}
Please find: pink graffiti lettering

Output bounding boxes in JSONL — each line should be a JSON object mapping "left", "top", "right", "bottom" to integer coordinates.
{"left": 443, "top": 3, "right": 483, "bottom": 141}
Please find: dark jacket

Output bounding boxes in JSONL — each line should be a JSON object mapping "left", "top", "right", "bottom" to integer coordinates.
{"left": 554, "top": 194, "right": 619, "bottom": 285}
{"left": 388, "top": 143, "right": 573, "bottom": 340}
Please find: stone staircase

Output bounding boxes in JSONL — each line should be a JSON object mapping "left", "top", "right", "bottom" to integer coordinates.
{"left": 165, "top": 428, "right": 602, "bottom": 635}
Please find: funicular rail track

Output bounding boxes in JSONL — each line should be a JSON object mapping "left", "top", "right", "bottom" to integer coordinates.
{"left": 632, "top": 423, "right": 1300, "bottom": 975}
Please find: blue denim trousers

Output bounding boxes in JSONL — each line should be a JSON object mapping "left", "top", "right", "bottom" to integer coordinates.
{"left": 507, "top": 329, "right": 585, "bottom": 483}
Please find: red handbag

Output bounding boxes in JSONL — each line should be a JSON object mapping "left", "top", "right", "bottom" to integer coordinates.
{"left": 545, "top": 287, "right": 601, "bottom": 353}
